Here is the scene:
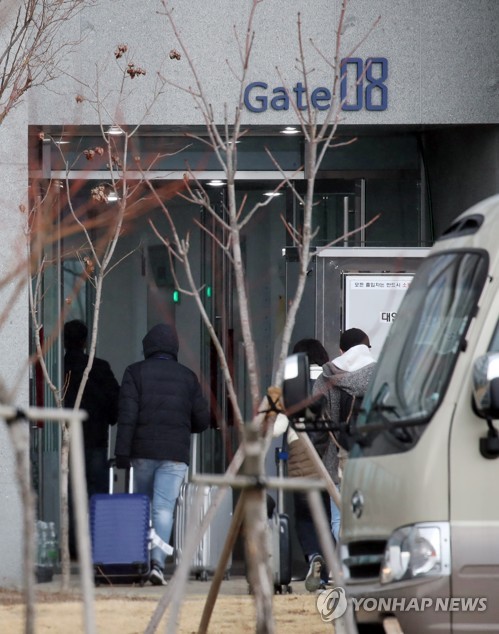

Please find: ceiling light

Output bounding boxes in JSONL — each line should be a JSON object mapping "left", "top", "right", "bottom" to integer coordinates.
{"left": 207, "top": 180, "right": 225, "bottom": 187}
{"left": 106, "top": 125, "right": 124, "bottom": 136}
{"left": 281, "top": 126, "right": 299, "bottom": 135}
{"left": 264, "top": 192, "right": 283, "bottom": 197}
{"left": 106, "top": 191, "right": 119, "bottom": 202}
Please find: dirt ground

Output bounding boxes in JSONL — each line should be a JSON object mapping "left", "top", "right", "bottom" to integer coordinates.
{"left": 0, "top": 590, "right": 332, "bottom": 633}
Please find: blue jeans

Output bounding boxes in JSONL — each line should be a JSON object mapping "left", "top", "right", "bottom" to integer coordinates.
{"left": 331, "top": 485, "right": 341, "bottom": 545}
{"left": 132, "top": 458, "right": 187, "bottom": 568}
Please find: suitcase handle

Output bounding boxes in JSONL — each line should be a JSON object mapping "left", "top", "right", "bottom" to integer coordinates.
{"left": 108, "top": 459, "right": 134, "bottom": 494}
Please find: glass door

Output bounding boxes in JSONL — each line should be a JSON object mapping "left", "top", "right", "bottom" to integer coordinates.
{"left": 31, "top": 180, "right": 97, "bottom": 526}
{"left": 198, "top": 184, "right": 235, "bottom": 474}
{"left": 30, "top": 182, "right": 63, "bottom": 526}
{"left": 288, "top": 179, "right": 365, "bottom": 248}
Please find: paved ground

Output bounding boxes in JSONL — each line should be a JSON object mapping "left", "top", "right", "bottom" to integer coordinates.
{"left": 2, "top": 564, "right": 327, "bottom": 634}
{"left": 34, "top": 562, "right": 308, "bottom": 599}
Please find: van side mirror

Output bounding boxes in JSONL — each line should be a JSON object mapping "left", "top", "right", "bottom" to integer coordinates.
{"left": 473, "top": 353, "right": 499, "bottom": 459}
{"left": 472, "top": 353, "right": 499, "bottom": 418}
{"left": 282, "top": 353, "right": 310, "bottom": 420}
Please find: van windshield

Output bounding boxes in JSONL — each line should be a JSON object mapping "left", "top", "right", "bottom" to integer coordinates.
{"left": 356, "top": 250, "right": 488, "bottom": 454}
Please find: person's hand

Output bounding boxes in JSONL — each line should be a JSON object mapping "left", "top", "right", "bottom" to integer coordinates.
{"left": 115, "top": 455, "right": 131, "bottom": 470}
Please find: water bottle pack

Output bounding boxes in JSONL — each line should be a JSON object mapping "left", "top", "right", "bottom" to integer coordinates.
{"left": 36, "top": 520, "right": 58, "bottom": 582}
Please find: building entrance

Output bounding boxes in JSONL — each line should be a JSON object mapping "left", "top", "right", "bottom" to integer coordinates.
{"left": 28, "top": 126, "right": 432, "bottom": 526}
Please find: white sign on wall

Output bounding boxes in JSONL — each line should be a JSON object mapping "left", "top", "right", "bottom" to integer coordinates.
{"left": 344, "top": 274, "right": 413, "bottom": 360}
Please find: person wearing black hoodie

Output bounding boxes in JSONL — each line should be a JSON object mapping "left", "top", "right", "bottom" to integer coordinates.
{"left": 64, "top": 319, "right": 120, "bottom": 497}
{"left": 64, "top": 319, "right": 120, "bottom": 559}
{"left": 114, "top": 323, "right": 210, "bottom": 586}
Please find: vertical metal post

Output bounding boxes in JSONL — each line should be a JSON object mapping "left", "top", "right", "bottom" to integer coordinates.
{"left": 275, "top": 447, "right": 285, "bottom": 513}
{"left": 420, "top": 158, "right": 428, "bottom": 245}
{"left": 360, "top": 178, "right": 366, "bottom": 247}
{"left": 69, "top": 413, "right": 96, "bottom": 634}
{"left": 343, "top": 196, "right": 349, "bottom": 246}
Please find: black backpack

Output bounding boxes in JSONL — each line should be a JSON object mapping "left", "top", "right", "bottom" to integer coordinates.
{"left": 336, "top": 388, "right": 362, "bottom": 451}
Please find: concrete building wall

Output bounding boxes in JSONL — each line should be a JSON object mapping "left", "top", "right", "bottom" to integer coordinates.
{"left": 0, "top": 103, "right": 28, "bottom": 588}
{"left": 27, "top": 0, "right": 499, "bottom": 128}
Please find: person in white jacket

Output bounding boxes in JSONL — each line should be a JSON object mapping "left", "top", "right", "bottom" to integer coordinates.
{"left": 313, "top": 328, "right": 377, "bottom": 544}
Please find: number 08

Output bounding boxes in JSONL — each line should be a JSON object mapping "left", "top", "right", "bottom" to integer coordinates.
{"left": 340, "top": 57, "right": 388, "bottom": 111}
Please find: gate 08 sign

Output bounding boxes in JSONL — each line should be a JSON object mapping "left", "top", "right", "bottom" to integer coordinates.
{"left": 244, "top": 57, "right": 388, "bottom": 113}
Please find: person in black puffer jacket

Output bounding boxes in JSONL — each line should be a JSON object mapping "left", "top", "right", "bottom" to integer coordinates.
{"left": 114, "top": 323, "right": 210, "bottom": 586}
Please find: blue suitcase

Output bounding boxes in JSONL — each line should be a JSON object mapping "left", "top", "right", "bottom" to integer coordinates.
{"left": 90, "top": 466, "right": 151, "bottom": 586}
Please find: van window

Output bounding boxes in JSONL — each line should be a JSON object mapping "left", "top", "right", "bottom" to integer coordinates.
{"left": 488, "top": 321, "right": 499, "bottom": 353}
{"left": 356, "top": 250, "right": 489, "bottom": 455}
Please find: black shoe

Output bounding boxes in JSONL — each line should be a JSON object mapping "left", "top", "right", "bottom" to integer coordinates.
{"left": 305, "top": 554, "right": 325, "bottom": 592}
{"left": 149, "top": 562, "right": 167, "bottom": 586}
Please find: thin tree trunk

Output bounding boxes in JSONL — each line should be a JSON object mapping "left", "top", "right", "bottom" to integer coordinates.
{"left": 244, "top": 487, "right": 275, "bottom": 634}
{"left": 242, "top": 423, "right": 275, "bottom": 634}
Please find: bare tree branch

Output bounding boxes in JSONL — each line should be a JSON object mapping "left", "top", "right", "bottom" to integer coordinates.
{"left": 0, "top": 0, "right": 92, "bottom": 125}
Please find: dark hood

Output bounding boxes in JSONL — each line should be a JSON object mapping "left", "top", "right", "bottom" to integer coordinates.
{"left": 142, "top": 324, "right": 179, "bottom": 359}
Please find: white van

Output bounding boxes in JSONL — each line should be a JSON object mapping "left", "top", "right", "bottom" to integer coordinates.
{"left": 284, "top": 194, "right": 499, "bottom": 633}
{"left": 339, "top": 194, "right": 499, "bottom": 633}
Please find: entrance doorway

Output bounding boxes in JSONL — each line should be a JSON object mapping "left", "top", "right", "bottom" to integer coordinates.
{"left": 289, "top": 179, "right": 365, "bottom": 248}
{"left": 28, "top": 122, "right": 432, "bottom": 521}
